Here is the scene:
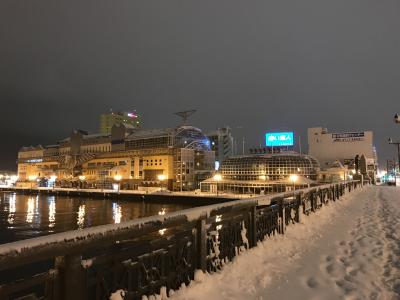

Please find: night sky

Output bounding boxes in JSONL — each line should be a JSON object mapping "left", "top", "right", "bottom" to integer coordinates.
{"left": 1, "top": 0, "right": 399, "bottom": 171}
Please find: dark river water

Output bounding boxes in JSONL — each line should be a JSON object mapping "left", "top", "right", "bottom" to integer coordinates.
{"left": 0, "top": 192, "right": 199, "bottom": 244}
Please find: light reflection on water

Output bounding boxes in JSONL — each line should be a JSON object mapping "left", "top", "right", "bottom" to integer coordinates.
{"left": 112, "top": 203, "right": 122, "bottom": 224}
{"left": 26, "top": 197, "right": 34, "bottom": 223}
{"left": 7, "top": 194, "right": 16, "bottom": 225}
{"left": 0, "top": 192, "right": 198, "bottom": 244}
{"left": 77, "top": 205, "right": 86, "bottom": 229}
{"left": 48, "top": 197, "right": 56, "bottom": 229}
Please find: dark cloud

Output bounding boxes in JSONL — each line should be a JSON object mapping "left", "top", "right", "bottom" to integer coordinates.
{"left": 1, "top": 0, "right": 399, "bottom": 170}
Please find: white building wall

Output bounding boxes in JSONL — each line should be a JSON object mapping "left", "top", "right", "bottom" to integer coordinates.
{"left": 308, "top": 127, "right": 376, "bottom": 168}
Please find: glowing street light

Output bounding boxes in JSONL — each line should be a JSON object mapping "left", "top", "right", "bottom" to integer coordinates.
{"left": 114, "top": 175, "right": 122, "bottom": 192}
{"left": 158, "top": 174, "right": 167, "bottom": 192}
{"left": 50, "top": 175, "right": 57, "bottom": 189}
{"left": 289, "top": 174, "right": 298, "bottom": 194}
{"left": 28, "top": 175, "right": 38, "bottom": 181}
{"left": 213, "top": 174, "right": 222, "bottom": 197}
{"left": 28, "top": 175, "right": 38, "bottom": 189}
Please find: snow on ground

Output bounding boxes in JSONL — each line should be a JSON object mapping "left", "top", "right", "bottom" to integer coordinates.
{"left": 165, "top": 186, "right": 400, "bottom": 300}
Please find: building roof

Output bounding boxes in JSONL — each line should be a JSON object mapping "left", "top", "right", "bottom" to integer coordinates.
{"left": 126, "top": 128, "right": 175, "bottom": 140}
{"left": 19, "top": 145, "right": 44, "bottom": 152}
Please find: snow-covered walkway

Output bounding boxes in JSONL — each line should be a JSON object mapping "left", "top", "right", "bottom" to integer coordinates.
{"left": 166, "top": 186, "right": 400, "bottom": 300}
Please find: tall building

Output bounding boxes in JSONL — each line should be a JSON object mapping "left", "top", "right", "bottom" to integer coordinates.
{"left": 308, "top": 127, "right": 377, "bottom": 179}
{"left": 17, "top": 124, "right": 214, "bottom": 191}
{"left": 99, "top": 110, "right": 141, "bottom": 134}
{"left": 206, "top": 127, "right": 234, "bottom": 168}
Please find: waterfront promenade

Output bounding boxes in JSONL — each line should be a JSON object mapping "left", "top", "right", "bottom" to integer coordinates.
{"left": 169, "top": 186, "right": 400, "bottom": 300}
{"left": 0, "top": 186, "right": 248, "bottom": 200}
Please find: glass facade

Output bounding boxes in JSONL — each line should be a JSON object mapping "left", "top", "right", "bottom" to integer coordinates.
{"left": 220, "top": 154, "right": 320, "bottom": 181}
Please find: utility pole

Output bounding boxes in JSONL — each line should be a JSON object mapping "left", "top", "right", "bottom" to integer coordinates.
{"left": 388, "top": 141, "right": 400, "bottom": 186}
{"left": 389, "top": 113, "right": 400, "bottom": 186}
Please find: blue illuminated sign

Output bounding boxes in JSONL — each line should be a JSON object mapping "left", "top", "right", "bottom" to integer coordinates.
{"left": 265, "top": 132, "right": 294, "bottom": 147}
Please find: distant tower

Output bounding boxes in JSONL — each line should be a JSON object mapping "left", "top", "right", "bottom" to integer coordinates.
{"left": 100, "top": 110, "right": 141, "bottom": 134}
{"left": 206, "top": 127, "right": 234, "bottom": 164}
{"left": 174, "top": 110, "right": 196, "bottom": 125}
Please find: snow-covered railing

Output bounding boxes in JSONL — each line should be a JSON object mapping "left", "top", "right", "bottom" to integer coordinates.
{"left": 0, "top": 180, "right": 362, "bottom": 300}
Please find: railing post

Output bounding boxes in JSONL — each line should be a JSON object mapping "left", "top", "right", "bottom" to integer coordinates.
{"left": 196, "top": 218, "right": 207, "bottom": 272}
{"left": 55, "top": 254, "right": 87, "bottom": 300}
{"left": 250, "top": 205, "right": 257, "bottom": 248}
{"left": 311, "top": 192, "right": 316, "bottom": 212}
{"left": 296, "top": 194, "right": 302, "bottom": 223}
{"left": 278, "top": 198, "right": 285, "bottom": 234}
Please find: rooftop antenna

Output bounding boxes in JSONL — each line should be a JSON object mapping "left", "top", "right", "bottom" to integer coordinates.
{"left": 174, "top": 109, "right": 197, "bottom": 125}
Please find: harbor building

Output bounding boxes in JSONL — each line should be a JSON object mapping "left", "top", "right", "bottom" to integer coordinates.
{"left": 99, "top": 110, "right": 141, "bottom": 134}
{"left": 17, "top": 124, "right": 214, "bottom": 191}
{"left": 200, "top": 153, "right": 320, "bottom": 195}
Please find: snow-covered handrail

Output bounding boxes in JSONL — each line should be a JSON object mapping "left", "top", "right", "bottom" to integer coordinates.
{"left": 0, "top": 181, "right": 360, "bottom": 258}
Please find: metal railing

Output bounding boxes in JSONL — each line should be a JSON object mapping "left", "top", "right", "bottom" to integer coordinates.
{"left": 0, "top": 181, "right": 362, "bottom": 300}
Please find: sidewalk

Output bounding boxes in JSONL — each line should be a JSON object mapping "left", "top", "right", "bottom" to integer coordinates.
{"left": 166, "top": 186, "right": 399, "bottom": 300}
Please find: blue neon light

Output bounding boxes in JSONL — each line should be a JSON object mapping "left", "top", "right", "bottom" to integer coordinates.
{"left": 265, "top": 132, "right": 294, "bottom": 147}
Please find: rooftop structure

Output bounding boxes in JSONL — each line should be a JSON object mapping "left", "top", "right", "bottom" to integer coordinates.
{"left": 99, "top": 110, "right": 141, "bottom": 134}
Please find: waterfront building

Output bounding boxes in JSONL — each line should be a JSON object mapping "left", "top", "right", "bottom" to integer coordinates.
{"left": 17, "top": 124, "right": 215, "bottom": 191}
{"left": 308, "top": 127, "right": 378, "bottom": 180}
{"left": 206, "top": 127, "right": 234, "bottom": 167}
{"left": 0, "top": 171, "right": 18, "bottom": 186}
{"left": 99, "top": 110, "right": 141, "bottom": 134}
{"left": 200, "top": 153, "right": 320, "bottom": 195}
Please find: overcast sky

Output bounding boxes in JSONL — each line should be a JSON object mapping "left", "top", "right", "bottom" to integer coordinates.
{"left": 0, "top": 0, "right": 399, "bottom": 170}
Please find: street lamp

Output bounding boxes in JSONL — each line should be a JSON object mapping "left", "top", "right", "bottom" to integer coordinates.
{"left": 213, "top": 174, "right": 222, "bottom": 196}
{"left": 289, "top": 174, "right": 298, "bottom": 196}
{"left": 78, "top": 175, "right": 86, "bottom": 190}
{"left": 388, "top": 138, "right": 400, "bottom": 186}
{"left": 114, "top": 175, "right": 122, "bottom": 192}
{"left": 394, "top": 113, "right": 399, "bottom": 124}
{"left": 158, "top": 174, "right": 166, "bottom": 192}
{"left": 50, "top": 175, "right": 57, "bottom": 189}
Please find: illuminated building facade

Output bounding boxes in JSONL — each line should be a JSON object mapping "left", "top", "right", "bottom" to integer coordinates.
{"left": 17, "top": 125, "right": 214, "bottom": 191}
{"left": 99, "top": 110, "right": 141, "bottom": 134}
{"left": 200, "top": 153, "right": 320, "bottom": 194}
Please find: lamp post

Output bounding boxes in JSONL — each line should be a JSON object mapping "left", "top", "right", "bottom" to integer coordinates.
{"left": 78, "top": 175, "right": 86, "bottom": 190}
{"left": 28, "top": 175, "right": 38, "bottom": 189}
{"left": 213, "top": 174, "right": 222, "bottom": 197}
{"left": 114, "top": 175, "right": 122, "bottom": 192}
{"left": 289, "top": 174, "right": 298, "bottom": 198}
{"left": 388, "top": 138, "right": 400, "bottom": 186}
{"left": 50, "top": 175, "right": 57, "bottom": 189}
{"left": 158, "top": 174, "right": 166, "bottom": 192}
